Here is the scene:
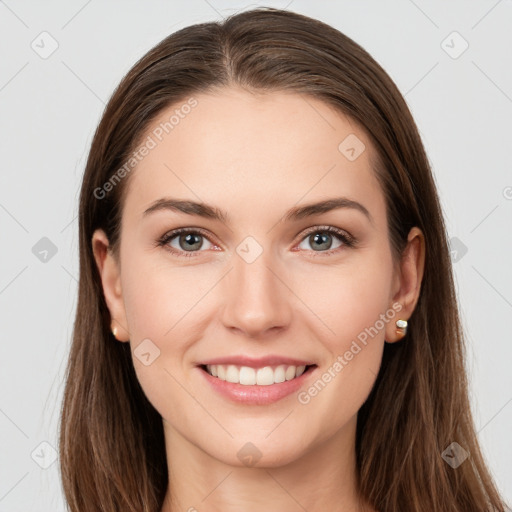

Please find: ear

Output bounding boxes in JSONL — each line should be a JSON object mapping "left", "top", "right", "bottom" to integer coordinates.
{"left": 91, "top": 229, "right": 130, "bottom": 342}
{"left": 385, "top": 226, "right": 425, "bottom": 343}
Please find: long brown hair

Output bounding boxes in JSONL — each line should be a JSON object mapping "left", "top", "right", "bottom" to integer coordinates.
{"left": 59, "top": 7, "right": 508, "bottom": 511}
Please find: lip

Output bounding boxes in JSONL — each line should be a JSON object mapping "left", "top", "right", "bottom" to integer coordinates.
{"left": 197, "top": 364, "right": 318, "bottom": 405}
{"left": 197, "top": 355, "right": 315, "bottom": 368}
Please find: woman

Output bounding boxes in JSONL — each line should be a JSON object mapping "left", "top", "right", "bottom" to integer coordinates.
{"left": 59, "top": 7, "right": 508, "bottom": 512}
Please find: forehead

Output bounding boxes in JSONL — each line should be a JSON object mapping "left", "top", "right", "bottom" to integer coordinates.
{"left": 122, "top": 87, "right": 385, "bottom": 226}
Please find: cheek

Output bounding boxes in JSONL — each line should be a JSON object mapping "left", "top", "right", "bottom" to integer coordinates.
{"left": 292, "top": 248, "right": 394, "bottom": 348}
{"left": 120, "top": 251, "right": 214, "bottom": 342}
{"left": 291, "top": 249, "right": 393, "bottom": 415}
{"left": 119, "top": 254, "right": 219, "bottom": 407}
{"left": 119, "top": 257, "right": 213, "bottom": 423}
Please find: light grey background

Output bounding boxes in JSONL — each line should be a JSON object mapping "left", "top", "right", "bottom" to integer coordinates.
{"left": 1, "top": 1, "right": 511, "bottom": 510}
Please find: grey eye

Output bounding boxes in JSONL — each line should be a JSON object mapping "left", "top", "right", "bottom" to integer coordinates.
{"left": 169, "top": 232, "right": 213, "bottom": 252}
{"left": 298, "top": 231, "right": 343, "bottom": 252}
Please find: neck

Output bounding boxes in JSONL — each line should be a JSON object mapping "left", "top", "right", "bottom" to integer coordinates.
{"left": 160, "top": 415, "right": 374, "bottom": 512}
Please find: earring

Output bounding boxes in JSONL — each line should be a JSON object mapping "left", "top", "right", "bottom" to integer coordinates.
{"left": 395, "top": 319, "right": 408, "bottom": 338}
{"left": 112, "top": 326, "right": 118, "bottom": 339}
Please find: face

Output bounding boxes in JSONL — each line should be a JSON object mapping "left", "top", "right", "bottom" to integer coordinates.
{"left": 94, "top": 86, "right": 421, "bottom": 469}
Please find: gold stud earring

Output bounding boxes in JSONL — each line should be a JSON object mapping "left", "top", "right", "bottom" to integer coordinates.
{"left": 395, "top": 319, "right": 408, "bottom": 338}
{"left": 112, "top": 326, "right": 118, "bottom": 339}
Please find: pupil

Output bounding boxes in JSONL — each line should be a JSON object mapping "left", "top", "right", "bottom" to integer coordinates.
{"left": 311, "top": 232, "right": 332, "bottom": 250}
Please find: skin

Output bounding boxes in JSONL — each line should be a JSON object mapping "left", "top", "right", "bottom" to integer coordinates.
{"left": 92, "top": 86, "right": 425, "bottom": 512}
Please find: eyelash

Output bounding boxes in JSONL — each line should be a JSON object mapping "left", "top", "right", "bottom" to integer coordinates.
{"left": 156, "top": 225, "right": 357, "bottom": 259}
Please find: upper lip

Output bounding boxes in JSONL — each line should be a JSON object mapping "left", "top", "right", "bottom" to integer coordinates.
{"left": 197, "top": 355, "right": 316, "bottom": 368}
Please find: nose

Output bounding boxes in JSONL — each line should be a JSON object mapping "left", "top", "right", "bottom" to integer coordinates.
{"left": 220, "top": 247, "right": 293, "bottom": 339}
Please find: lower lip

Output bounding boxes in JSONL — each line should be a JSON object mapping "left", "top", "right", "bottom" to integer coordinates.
{"left": 198, "top": 365, "right": 317, "bottom": 405}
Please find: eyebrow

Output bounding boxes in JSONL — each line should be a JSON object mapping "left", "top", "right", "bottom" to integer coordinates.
{"left": 142, "top": 196, "right": 373, "bottom": 225}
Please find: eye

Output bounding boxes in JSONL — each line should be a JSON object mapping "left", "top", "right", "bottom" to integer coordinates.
{"left": 157, "top": 228, "right": 215, "bottom": 258}
{"left": 157, "top": 225, "right": 356, "bottom": 259}
{"left": 296, "top": 226, "right": 355, "bottom": 255}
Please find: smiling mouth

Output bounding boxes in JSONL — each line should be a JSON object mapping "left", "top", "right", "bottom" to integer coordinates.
{"left": 199, "top": 364, "right": 317, "bottom": 386}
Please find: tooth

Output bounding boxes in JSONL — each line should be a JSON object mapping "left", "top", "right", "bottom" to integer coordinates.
{"left": 226, "top": 365, "right": 239, "bottom": 383}
{"left": 239, "top": 366, "right": 256, "bottom": 385}
{"left": 206, "top": 363, "right": 307, "bottom": 385}
{"left": 256, "top": 366, "right": 274, "bottom": 386}
{"left": 217, "top": 365, "right": 226, "bottom": 380}
{"left": 274, "top": 365, "right": 286, "bottom": 383}
{"left": 285, "top": 366, "right": 296, "bottom": 381}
